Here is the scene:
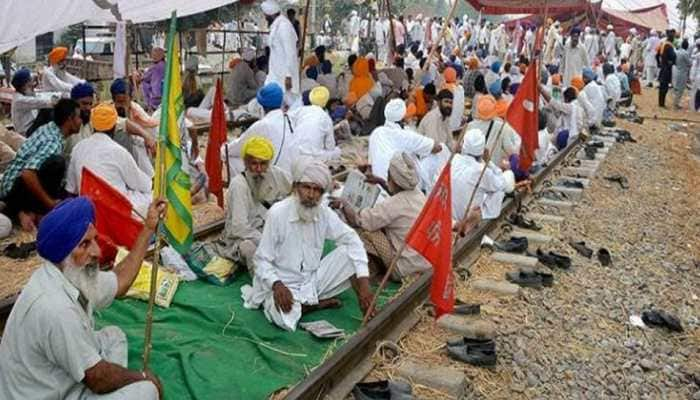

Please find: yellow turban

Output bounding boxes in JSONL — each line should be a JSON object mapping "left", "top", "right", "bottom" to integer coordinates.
{"left": 309, "top": 86, "right": 330, "bottom": 108}
{"left": 90, "top": 103, "right": 118, "bottom": 132}
{"left": 241, "top": 136, "right": 274, "bottom": 160}
{"left": 48, "top": 47, "right": 68, "bottom": 65}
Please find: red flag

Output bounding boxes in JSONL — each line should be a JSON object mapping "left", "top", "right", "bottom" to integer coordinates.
{"left": 406, "top": 163, "right": 455, "bottom": 317}
{"left": 506, "top": 60, "right": 539, "bottom": 171}
{"left": 80, "top": 168, "right": 144, "bottom": 264}
{"left": 206, "top": 78, "right": 227, "bottom": 207}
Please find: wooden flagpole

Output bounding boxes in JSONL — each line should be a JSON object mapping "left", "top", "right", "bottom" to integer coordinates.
{"left": 298, "top": 0, "right": 312, "bottom": 83}
{"left": 385, "top": 0, "right": 397, "bottom": 61}
{"left": 421, "top": 0, "right": 460, "bottom": 73}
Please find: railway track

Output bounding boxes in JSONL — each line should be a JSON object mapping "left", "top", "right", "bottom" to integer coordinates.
{"left": 0, "top": 130, "right": 618, "bottom": 399}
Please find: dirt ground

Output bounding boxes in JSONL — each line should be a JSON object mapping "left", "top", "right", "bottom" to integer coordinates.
{"left": 370, "top": 88, "right": 700, "bottom": 399}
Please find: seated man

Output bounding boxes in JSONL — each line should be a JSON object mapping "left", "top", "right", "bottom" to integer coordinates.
{"left": 466, "top": 95, "right": 519, "bottom": 167}
{"left": 0, "top": 197, "right": 164, "bottom": 399}
{"left": 216, "top": 136, "right": 291, "bottom": 274}
{"left": 226, "top": 48, "right": 259, "bottom": 109}
{"left": 289, "top": 86, "right": 341, "bottom": 162}
{"left": 242, "top": 158, "right": 373, "bottom": 331}
{"left": 0, "top": 99, "right": 81, "bottom": 231}
{"left": 452, "top": 129, "right": 510, "bottom": 234}
{"left": 418, "top": 89, "right": 455, "bottom": 150}
{"left": 41, "top": 47, "right": 85, "bottom": 95}
{"left": 331, "top": 152, "right": 430, "bottom": 282}
{"left": 65, "top": 103, "right": 152, "bottom": 216}
{"left": 11, "top": 68, "right": 55, "bottom": 136}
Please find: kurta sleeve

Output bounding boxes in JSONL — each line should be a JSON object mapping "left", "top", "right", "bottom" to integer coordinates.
{"left": 13, "top": 94, "right": 54, "bottom": 112}
{"left": 399, "top": 129, "right": 435, "bottom": 158}
{"left": 119, "top": 148, "right": 152, "bottom": 193}
{"left": 225, "top": 177, "right": 263, "bottom": 242}
{"left": 324, "top": 209, "right": 369, "bottom": 278}
{"left": 42, "top": 70, "right": 75, "bottom": 93}
{"left": 357, "top": 196, "right": 399, "bottom": 232}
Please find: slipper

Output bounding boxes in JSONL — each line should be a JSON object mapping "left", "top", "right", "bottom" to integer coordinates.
{"left": 569, "top": 241, "right": 593, "bottom": 258}
{"left": 495, "top": 237, "right": 529, "bottom": 253}
{"left": 641, "top": 310, "right": 684, "bottom": 332}
{"left": 597, "top": 248, "right": 612, "bottom": 266}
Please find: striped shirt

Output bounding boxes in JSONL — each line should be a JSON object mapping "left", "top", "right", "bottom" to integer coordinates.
{"left": 0, "top": 122, "right": 64, "bottom": 198}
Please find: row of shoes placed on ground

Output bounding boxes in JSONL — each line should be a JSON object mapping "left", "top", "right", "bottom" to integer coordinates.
{"left": 584, "top": 140, "right": 606, "bottom": 160}
{"left": 568, "top": 241, "right": 612, "bottom": 266}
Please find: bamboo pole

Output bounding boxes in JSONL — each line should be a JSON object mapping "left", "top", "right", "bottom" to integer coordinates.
{"left": 421, "top": 0, "right": 460, "bottom": 73}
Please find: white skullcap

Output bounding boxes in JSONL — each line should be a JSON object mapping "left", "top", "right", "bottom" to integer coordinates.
{"left": 261, "top": 0, "right": 281, "bottom": 15}
{"left": 292, "top": 156, "right": 332, "bottom": 191}
{"left": 629, "top": 28, "right": 637, "bottom": 34}
{"left": 503, "top": 170, "right": 515, "bottom": 193}
{"left": 462, "top": 129, "right": 485, "bottom": 156}
{"left": 241, "top": 48, "right": 255, "bottom": 62}
{"left": 384, "top": 99, "right": 406, "bottom": 122}
{"left": 585, "top": 26, "right": 591, "bottom": 33}
{"left": 607, "top": 24, "right": 613, "bottom": 30}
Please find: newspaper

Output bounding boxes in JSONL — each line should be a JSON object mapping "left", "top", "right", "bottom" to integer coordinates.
{"left": 340, "top": 169, "right": 381, "bottom": 210}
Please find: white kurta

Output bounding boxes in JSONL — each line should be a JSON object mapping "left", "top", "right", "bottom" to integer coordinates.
{"left": 583, "top": 82, "right": 606, "bottom": 127}
{"left": 41, "top": 66, "right": 84, "bottom": 95}
{"left": 451, "top": 154, "right": 506, "bottom": 221}
{"left": 561, "top": 43, "right": 590, "bottom": 87}
{"left": 368, "top": 121, "right": 435, "bottom": 181}
{"left": 584, "top": 33, "right": 599, "bottom": 64}
{"left": 289, "top": 105, "right": 340, "bottom": 162}
{"left": 466, "top": 118, "right": 519, "bottom": 167}
{"left": 241, "top": 197, "right": 369, "bottom": 331}
{"left": 449, "top": 84, "right": 465, "bottom": 132}
{"left": 224, "top": 109, "right": 295, "bottom": 177}
{"left": 265, "top": 15, "right": 299, "bottom": 95}
{"left": 604, "top": 74, "right": 622, "bottom": 104}
{"left": 11, "top": 93, "right": 54, "bottom": 136}
{"left": 604, "top": 33, "right": 616, "bottom": 60}
{"left": 66, "top": 133, "right": 152, "bottom": 216}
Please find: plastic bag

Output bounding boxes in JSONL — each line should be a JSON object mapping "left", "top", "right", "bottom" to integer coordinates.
{"left": 116, "top": 247, "right": 180, "bottom": 308}
{"left": 186, "top": 242, "right": 238, "bottom": 286}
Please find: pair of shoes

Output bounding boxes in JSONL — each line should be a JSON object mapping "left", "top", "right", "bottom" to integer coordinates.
{"left": 3, "top": 242, "right": 37, "bottom": 259}
{"left": 597, "top": 248, "right": 612, "bottom": 266}
{"left": 641, "top": 310, "right": 684, "bottom": 332}
{"left": 569, "top": 241, "right": 593, "bottom": 258}
{"left": 447, "top": 339, "right": 497, "bottom": 367}
{"left": 495, "top": 236, "right": 529, "bottom": 253}
{"left": 616, "top": 130, "right": 637, "bottom": 143}
{"left": 506, "top": 267, "right": 553, "bottom": 288}
{"left": 560, "top": 180, "right": 584, "bottom": 189}
{"left": 506, "top": 213, "right": 542, "bottom": 231}
{"left": 352, "top": 380, "right": 413, "bottom": 400}
{"left": 534, "top": 249, "right": 572, "bottom": 269}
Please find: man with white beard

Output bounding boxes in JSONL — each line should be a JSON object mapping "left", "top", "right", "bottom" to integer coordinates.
{"left": 241, "top": 157, "right": 374, "bottom": 331}
{"left": 0, "top": 197, "right": 165, "bottom": 399}
{"left": 216, "top": 136, "right": 291, "bottom": 274}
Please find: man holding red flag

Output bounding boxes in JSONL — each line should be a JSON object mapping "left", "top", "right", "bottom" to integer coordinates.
{"left": 506, "top": 60, "right": 540, "bottom": 173}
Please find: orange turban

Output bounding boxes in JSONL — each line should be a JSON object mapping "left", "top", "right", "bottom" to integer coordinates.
{"left": 444, "top": 67, "right": 457, "bottom": 83}
{"left": 551, "top": 73, "right": 561, "bottom": 86}
{"left": 303, "top": 54, "right": 319, "bottom": 69}
{"left": 229, "top": 57, "right": 242, "bottom": 70}
{"left": 349, "top": 57, "right": 374, "bottom": 100}
{"left": 476, "top": 95, "right": 498, "bottom": 120}
{"left": 91, "top": 103, "right": 118, "bottom": 132}
{"left": 570, "top": 76, "right": 585, "bottom": 91}
{"left": 414, "top": 88, "right": 428, "bottom": 117}
{"left": 404, "top": 103, "right": 417, "bottom": 120}
{"left": 48, "top": 47, "right": 68, "bottom": 65}
{"left": 495, "top": 99, "right": 510, "bottom": 118}
{"left": 344, "top": 92, "right": 359, "bottom": 107}
{"left": 467, "top": 57, "right": 479, "bottom": 70}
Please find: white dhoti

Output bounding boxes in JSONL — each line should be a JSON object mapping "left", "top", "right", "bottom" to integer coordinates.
{"left": 66, "top": 327, "right": 159, "bottom": 400}
{"left": 243, "top": 247, "right": 356, "bottom": 332}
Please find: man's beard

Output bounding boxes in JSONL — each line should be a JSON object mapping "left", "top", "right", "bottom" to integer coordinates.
{"left": 293, "top": 193, "right": 321, "bottom": 223}
{"left": 244, "top": 172, "right": 266, "bottom": 201}
{"left": 80, "top": 109, "right": 91, "bottom": 124}
{"left": 440, "top": 107, "right": 452, "bottom": 118}
{"left": 62, "top": 257, "right": 101, "bottom": 307}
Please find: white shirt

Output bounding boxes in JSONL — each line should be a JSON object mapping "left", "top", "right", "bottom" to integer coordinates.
{"left": 583, "top": 82, "right": 606, "bottom": 126}
{"left": 368, "top": 121, "right": 435, "bottom": 180}
{"left": 451, "top": 154, "right": 506, "bottom": 221}
{"left": 41, "top": 66, "right": 84, "bottom": 95}
{"left": 265, "top": 15, "right": 299, "bottom": 94}
{"left": 644, "top": 36, "right": 661, "bottom": 64}
{"left": 289, "top": 105, "right": 340, "bottom": 162}
{"left": 466, "top": 118, "right": 520, "bottom": 167}
{"left": 11, "top": 92, "right": 54, "bottom": 136}
{"left": 604, "top": 74, "right": 622, "bottom": 104}
{"left": 66, "top": 133, "right": 152, "bottom": 209}
{"left": 244, "top": 196, "right": 369, "bottom": 307}
{"left": 0, "top": 264, "right": 117, "bottom": 400}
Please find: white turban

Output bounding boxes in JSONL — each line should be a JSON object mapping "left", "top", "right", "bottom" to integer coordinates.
{"left": 607, "top": 24, "right": 613, "bottom": 30}
{"left": 388, "top": 152, "right": 419, "bottom": 190}
{"left": 584, "top": 26, "right": 591, "bottom": 33}
{"left": 292, "top": 156, "right": 332, "bottom": 191}
{"left": 462, "top": 129, "right": 485, "bottom": 156}
{"left": 261, "top": 0, "right": 281, "bottom": 15}
{"left": 241, "top": 48, "right": 255, "bottom": 62}
{"left": 629, "top": 28, "right": 637, "bottom": 35}
{"left": 384, "top": 99, "right": 406, "bottom": 122}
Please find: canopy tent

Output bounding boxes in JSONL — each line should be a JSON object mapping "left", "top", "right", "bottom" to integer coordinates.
{"left": 503, "top": 2, "right": 669, "bottom": 36}
{"left": 464, "top": 0, "right": 590, "bottom": 15}
{"left": 0, "top": 0, "right": 241, "bottom": 54}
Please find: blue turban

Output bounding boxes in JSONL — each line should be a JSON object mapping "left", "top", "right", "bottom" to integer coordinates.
{"left": 491, "top": 61, "right": 502, "bottom": 74}
{"left": 582, "top": 67, "right": 595, "bottom": 82}
{"left": 421, "top": 73, "right": 433, "bottom": 87}
{"left": 331, "top": 105, "right": 348, "bottom": 121}
{"left": 547, "top": 64, "right": 559, "bottom": 75}
{"left": 306, "top": 67, "right": 319, "bottom": 80}
{"left": 321, "top": 60, "right": 332, "bottom": 74}
{"left": 110, "top": 78, "right": 130, "bottom": 96}
{"left": 556, "top": 130, "right": 570, "bottom": 150}
{"left": 510, "top": 83, "right": 520, "bottom": 95}
{"left": 489, "top": 80, "right": 503, "bottom": 97}
{"left": 256, "top": 83, "right": 284, "bottom": 110}
{"left": 453, "top": 64, "right": 465, "bottom": 80}
{"left": 570, "top": 26, "right": 582, "bottom": 36}
{"left": 37, "top": 197, "right": 95, "bottom": 264}
{"left": 476, "top": 49, "right": 485, "bottom": 59}
{"left": 70, "top": 83, "right": 95, "bottom": 100}
{"left": 11, "top": 68, "right": 31, "bottom": 90}
{"left": 302, "top": 90, "right": 311, "bottom": 106}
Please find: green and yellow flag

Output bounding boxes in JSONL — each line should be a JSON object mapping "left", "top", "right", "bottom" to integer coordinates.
{"left": 154, "top": 11, "right": 193, "bottom": 254}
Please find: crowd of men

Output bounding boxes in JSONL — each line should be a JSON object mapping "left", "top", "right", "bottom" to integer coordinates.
{"left": 0, "top": 0, "right": 692, "bottom": 397}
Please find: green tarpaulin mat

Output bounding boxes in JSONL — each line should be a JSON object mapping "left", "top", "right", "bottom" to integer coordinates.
{"left": 96, "top": 273, "right": 398, "bottom": 400}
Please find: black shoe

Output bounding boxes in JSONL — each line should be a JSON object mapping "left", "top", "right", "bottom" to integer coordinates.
{"left": 641, "top": 310, "right": 684, "bottom": 332}
{"left": 569, "top": 241, "right": 593, "bottom": 258}
{"left": 452, "top": 302, "right": 481, "bottom": 316}
{"left": 352, "top": 380, "right": 413, "bottom": 400}
{"left": 495, "top": 236, "right": 529, "bottom": 253}
{"left": 588, "top": 141, "right": 605, "bottom": 148}
{"left": 447, "top": 343, "right": 497, "bottom": 367}
{"left": 535, "top": 249, "right": 572, "bottom": 269}
{"left": 506, "top": 213, "right": 542, "bottom": 231}
{"left": 597, "top": 248, "right": 612, "bottom": 266}
{"left": 604, "top": 174, "right": 629, "bottom": 189}
{"left": 560, "top": 180, "right": 584, "bottom": 189}
{"left": 584, "top": 146, "right": 597, "bottom": 160}
{"left": 3, "top": 242, "right": 37, "bottom": 259}
{"left": 446, "top": 337, "right": 495, "bottom": 351}
{"left": 506, "top": 268, "right": 544, "bottom": 288}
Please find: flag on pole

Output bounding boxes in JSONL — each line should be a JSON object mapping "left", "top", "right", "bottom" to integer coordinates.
{"left": 80, "top": 167, "right": 143, "bottom": 264}
{"left": 154, "top": 11, "right": 193, "bottom": 255}
{"left": 205, "top": 78, "right": 226, "bottom": 208}
{"left": 506, "top": 60, "right": 540, "bottom": 172}
{"left": 406, "top": 162, "right": 455, "bottom": 317}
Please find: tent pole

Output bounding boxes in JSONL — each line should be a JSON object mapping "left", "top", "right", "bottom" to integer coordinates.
{"left": 82, "top": 24, "right": 88, "bottom": 80}
{"left": 221, "top": 27, "right": 227, "bottom": 80}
